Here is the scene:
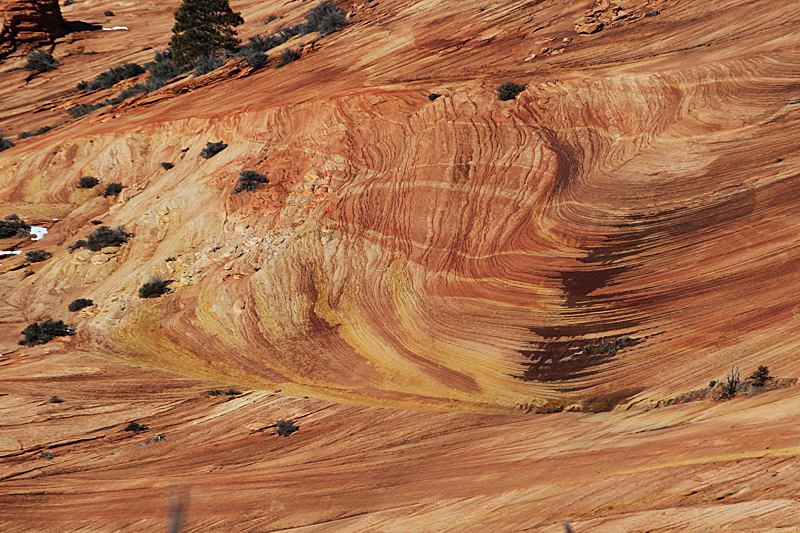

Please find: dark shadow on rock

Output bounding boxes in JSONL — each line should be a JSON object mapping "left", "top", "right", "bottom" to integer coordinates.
{"left": 62, "top": 20, "right": 103, "bottom": 34}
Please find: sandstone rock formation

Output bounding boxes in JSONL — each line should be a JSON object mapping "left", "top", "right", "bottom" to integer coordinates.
{"left": 0, "top": 0, "right": 62, "bottom": 58}
{"left": 1, "top": 0, "right": 800, "bottom": 530}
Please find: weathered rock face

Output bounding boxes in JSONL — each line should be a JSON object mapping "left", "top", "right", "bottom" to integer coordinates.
{"left": 0, "top": 0, "right": 63, "bottom": 58}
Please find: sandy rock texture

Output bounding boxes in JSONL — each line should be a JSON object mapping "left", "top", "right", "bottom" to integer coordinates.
{"left": 0, "top": 0, "right": 62, "bottom": 58}
{"left": 1, "top": 0, "right": 800, "bottom": 530}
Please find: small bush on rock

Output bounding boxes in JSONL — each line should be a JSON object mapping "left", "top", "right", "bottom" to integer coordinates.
{"left": 0, "top": 132, "right": 14, "bottom": 152}
{"left": 138, "top": 276, "right": 173, "bottom": 298}
{"left": 275, "top": 48, "right": 301, "bottom": 68}
{"left": 25, "top": 49, "right": 60, "bottom": 72}
{"left": 274, "top": 419, "right": 299, "bottom": 436}
{"left": 25, "top": 250, "right": 51, "bottom": 263}
{"left": 77, "top": 176, "right": 100, "bottom": 188}
{"left": 245, "top": 52, "right": 268, "bottom": 69}
{"left": 19, "top": 319, "right": 74, "bottom": 345}
{"left": 161, "top": 162, "right": 174, "bottom": 170}
{"left": 81, "top": 63, "right": 145, "bottom": 91}
{"left": 304, "top": 0, "right": 348, "bottom": 35}
{"left": 125, "top": 421, "right": 148, "bottom": 433}
{"left": 233, "top": 170, "right": 269, "bottom": 193}
{"left": 0, "top": 214, "right": 30, "bottom": 238}
{"left": 103, "top": 183, "right": 124, "bottom": 197}
{"left": 747, "top": 365, "right": 771, "bottom": 387}
{"left": 497, "top": 82, "right": 527, "bottom": 101}
{"left": 18, "top": 125, "right": 53, "bottom": 140}
{"left": 68, "top": 298, "right": 94, "bottom": 311}
{"left": 68, "top": 102, "right": 107, "bottom": 118}
{"left": 200, "top": 141, "right": 227, "bottom": 159}
{"left": 193, "top": 54, "right": 224, "bottom": 76}
{"left": 68, "top": 225, "right": 131, "bottom": 251}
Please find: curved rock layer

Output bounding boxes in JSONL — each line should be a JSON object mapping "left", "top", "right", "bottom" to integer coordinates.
{"left": 2, "top": 0, "right": 800, "bottom": 412}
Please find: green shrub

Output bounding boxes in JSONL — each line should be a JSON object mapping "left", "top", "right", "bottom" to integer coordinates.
{"left": 77, "top": 176, "right": 100, "bottom": 188}
{"left": 200, "top": 141, "right": 227, "bottom": 159}
{"left": 25, "top": 250, "right": 51, "bottom": 262}
{"left": 68, "top": 298, "right": 94, "bottom": 311}
{"left": 103, "top": 183, "right": 124, "bottom": 197}
{"left": 170, "top": 0, "right": 244, "bottom": 67}
{"left": 19, "top": 319, "right": 74, "bottom": 345}
{"left": 25, "top": 49, "right": 60, "bottom": 72}
{"left": 138, "top": 276, "right": 173, "bottom": 298}
{"left": 0, "top": 214, "right": 30, "bottom": 238}
{"left": 497, "top": 82, "right": 527, "bottom": 101}
{"left": 747, "top": 365, "right": 771, "bottom": 387}
{"left": 68, "top": 225, "right": 131, "bottom": 251}
{"left": 233, "top": 170, "right": 269, "bottom": 193}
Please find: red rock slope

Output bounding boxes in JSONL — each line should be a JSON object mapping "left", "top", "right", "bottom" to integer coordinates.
{"left": 1, "top": 0, "right": 800, "bottom": 530}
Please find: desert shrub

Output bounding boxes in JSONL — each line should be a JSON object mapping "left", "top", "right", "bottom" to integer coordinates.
{"left": 644, "top": 10, "right": 660, "bottom": 17}
{"left": 104, "top": 76, "right": 164, "bottom": 106}
{"left": 104, "top": 10, "right": 114, "bottom": 16}
{"left": 192, "top": 54, "right": 224, "bottom": 76}
{"left": 68, "top": 225, "right": 131, "bottom": 251}
{"left": 709, "top": 380, "right": 716, "bottom": 388}
{"left": 76, "top": 80, "right": 88, "bottom": 90}
{"left": 25, "top": 49, "right": 60, "bottom": 72}
{"left": 145, "top": 49, "right": 183, "bottom": 81}
{"left": 67, "top": 102, "right": 107, "bottom": 118}
{"left": 138, "top": 276, "right": 173, "bottom": 298}
{"left": 125, "top": 421, "right": 148, "bottom": 433}
{"left": 207, "top": 389, "right": 224, "bottom": 395}
{"left": 18, "top": 125, "right": 53, "bottom": 140}
{"left": 237, "top": 34, "right": 278, "bottom": 56}
{"left": 0, "top": 214, "right": 30, "bottom": 238}
{"left": 63, "top": 0, "right": 74, "bottom": 5}
{"left": 24, "top": 270, "right": 35, "bottom": 277}
{"left": 276, "top": 48, "right": 301, "bottom": 68}
{"left": 161, "top": 162, "right": 174, "bottom": 170}
{"left": 25, "top": 250, "right": 51, "bottom": 262}
{"left": 715, "top": 365, "right": 740, "bottom": 401}
{"left": 200, "top": 141, "right": 227, "bottom": 159}
{"left": 233, "top": 170, "right": 269, "bottom": 193}
{"left": 225, "top": 389, "right": 241, "bottom": 395}
{"left": 747, "top": 365, "right": 771, "bottom": 387}
{"left": 103, "top": 183, "right": 124, "bottom": 197}
{"left": 81, "top": 63, "right": 145, "bottom": 91}
{"left": 0, "top": 133, "right": 14, "bottom": 152}
{"left": 497, "top": 82, "right": 527, "bottom": 101}
{"left": 264, "top": 15, "right": 278, "bottom": 24}
{"left": 275, "top": 24, "right": 305, "bottom": 42}
{"left": 171, "top": 0, "right": 244, "bottom": 67}
{"left": 274, "top": 419, "right": 298, "bottom": 437}
{"left": 19, "top": 319, "right": 74, "bottom": 346}
{"left": 304, "top": 0, "right": 348, "bottom": 35}
{"left": 50, "top": 395, "right": 64, "bottom": 403}
{"left": 245, "top": 52, "right": 268, "bottom": 69}
{"left": 91, "top": 219, "right": 103, "bottom": 225}
{"left": 68, "top": 298, "right": 94, "bottom": 311}
{"left": 77, "top": 176, "right": 100, "bottom": 188}
{"left": 428, "top": 93, "right": 441, "bottom": 101}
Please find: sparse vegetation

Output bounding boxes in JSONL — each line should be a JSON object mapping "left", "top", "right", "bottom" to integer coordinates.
{"left": 245, "top": 52, "right": 268, "bottom": 69}
{"left": 103, "top": 183, "right": 124, "bottom": 197}
{"left": 0, "top": 132, "right": 14, "bottom": 152}
{"left": 233, "top": 170, "right": 269, "bottom": 193}
{"left": 25, "top": 49, "right": 60, "bottom": 72}
{"left": 274, "top": 419, "right": 299, "bottom": 436}
{"left": 138, "top": 276, "right": 173, "bottom": 298}
{"left": 303, "top": 0, "right": 348, "bottom": 36}
{"left": 0, "top": 214, "right": 30, "bottom": 239}
{"left": 19, "top": 319, "right": 74, "bottom": 346}
{"left": 747, "top": 365, "right": 771, "bottom": 387}
{"left": 68, "top": 298, "right": 94, "bottom": 312}
{"left": 77, "top": 176, "right": 100, "bottom": 188}
{"left": 91, "top": 219, "right": 103, "bottom": 225}
{"left": 497, "top": 82, "right": 527, "bottom": 101}
{"left": 78, "top": 63, "right": 145, "bottom": 91}
{"left": 49, "top": 395, "right": 64, "bottom": 403}
{"left": 104, "top": 76, "right": 165, "bottom": 106}
{"left": 67, "top": 102, "right": 107, "bottom": 118}
{"left": 192, "top": 54, "right": 224, "bottom": 76}
{"left": 104, "top": 10, "right": 114, "bottom": 16}
{"left": 25, "top": 250, "right": 51, "bottom": 263}
{"left": 428, "top": 93, "right": 441, "bottom": 101}
{"left": 145, "top": 49, "right": 183, "bottom": 82}
{"left": 170, "top": 0, "right": 244, "bottom": 67}
{"left": 161, "top": 162, "right": 174, "bottom": 170}
{"left": 18, "top": 125, "right": 54, "bottom": 140}
{"left": 200, "top": 141, "right": 227, "bottom": 159}
{"left": 276, "top": 48, "right": 301, "bottom": 68}
{"left": 125, "top": 421, "right": 148, "bottom": 433}
{"left": 68, "top": 225, "right": 132, "bottom": 251}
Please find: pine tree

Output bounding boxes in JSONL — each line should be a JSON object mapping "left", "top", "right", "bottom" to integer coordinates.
{"left": 170, "top": 0, "right": 244, "bottom": 67}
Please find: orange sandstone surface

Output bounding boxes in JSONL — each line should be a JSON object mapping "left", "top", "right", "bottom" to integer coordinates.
{"left": 2, "top": 0, "right": 800, "bottom": 530}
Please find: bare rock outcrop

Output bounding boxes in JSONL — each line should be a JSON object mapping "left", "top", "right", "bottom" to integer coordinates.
{"left": 0, "top": 0, "right": 63, "bottom": 58}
